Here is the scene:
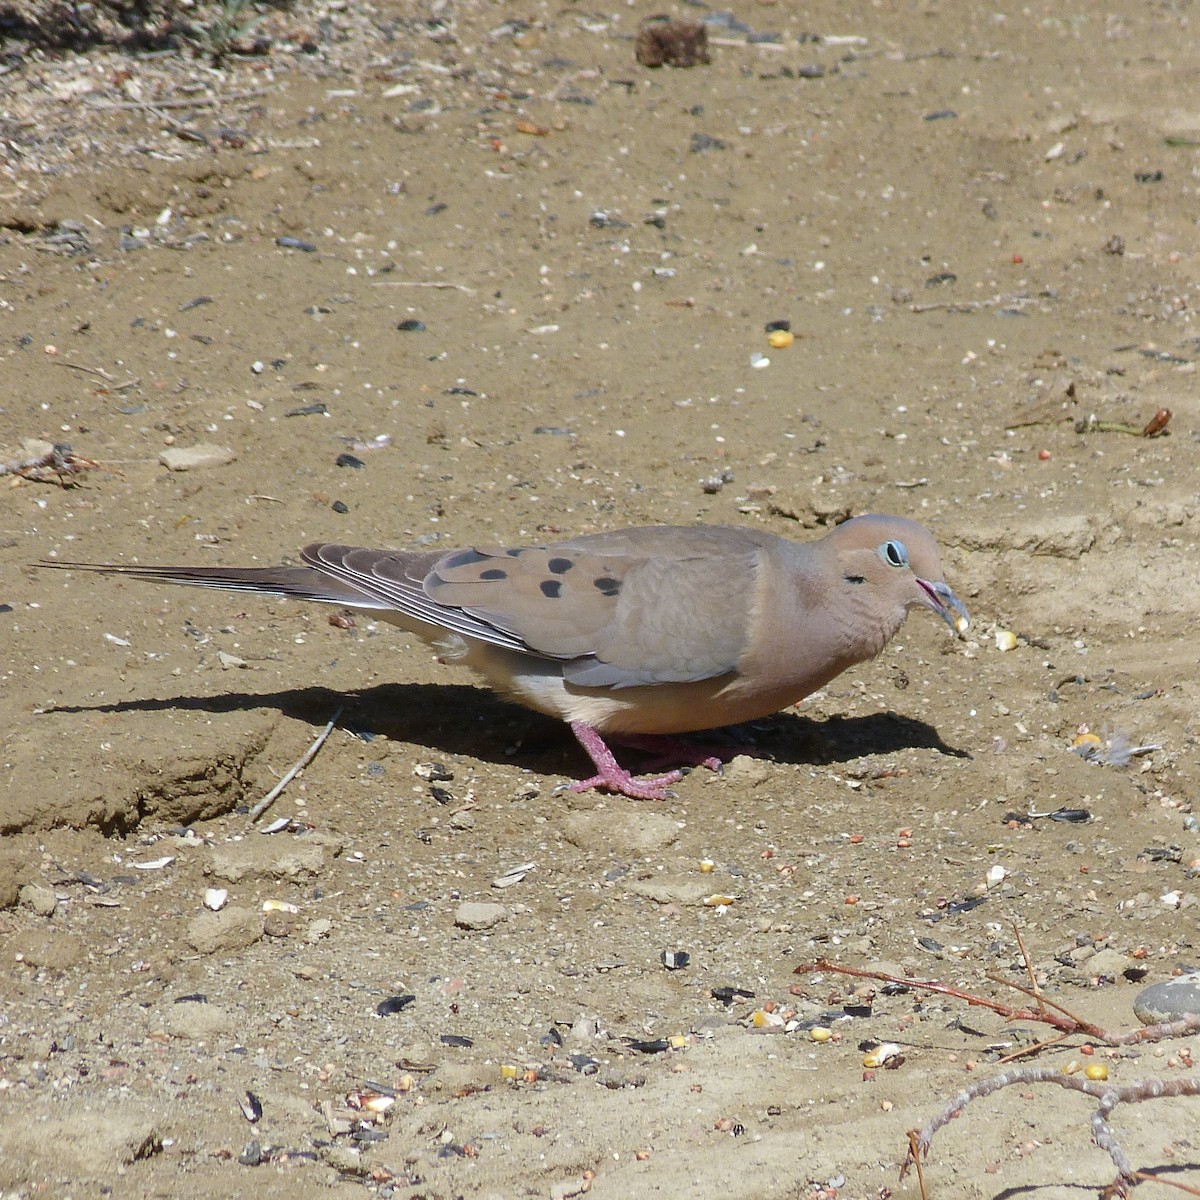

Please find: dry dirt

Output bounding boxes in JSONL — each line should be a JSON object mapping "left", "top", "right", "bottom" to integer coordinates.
{"left": 2, "top": 2, "right": 1200, "bottom": 1198}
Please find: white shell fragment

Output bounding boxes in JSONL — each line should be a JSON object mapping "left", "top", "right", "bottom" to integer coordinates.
{"left": 262, "top": 899, "right": 299, "bottom": 914}
{"left": 995, "top": 629, "right": 1018, "bottom": 652}
{"left": 131, "top": 856, "right": 175, "bottom": 870}
{"left": 862, "top": 1042, "right": 903, "bottom": 1068}
{"left": 492, "top": 863, "right": 536, "bottom": 889}
{"left": 204, "top": 888, "right": 229, "bottom": 911}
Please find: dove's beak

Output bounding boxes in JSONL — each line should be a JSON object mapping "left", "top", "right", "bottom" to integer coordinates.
{"left": 918, "top": 578, "right": 970, "bottom": 636}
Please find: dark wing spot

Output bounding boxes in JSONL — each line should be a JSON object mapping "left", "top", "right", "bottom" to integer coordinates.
{"left": 593, "top": 576, "right": 622, "bottom": 597}
{"left": 445, "top": 548, "right": 490, "bottom": 568}
{"left": 844, "top": 574, "right": 865, "bottom": 585}
{"left": 480, "top": 568, "right": 508, "bottom": 581}
{"left": 540, "top": 579, "right": 563, "bottom": 599}
{"left": 547, "top": 556, "right": 574, "bottom": 574}
{"left": 506, "top": 548, "right": 527, "bottom": 557}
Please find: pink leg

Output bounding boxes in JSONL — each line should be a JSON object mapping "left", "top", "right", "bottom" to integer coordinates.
{"left": 565, "top": 722, "right": 722, "bottom": 801}
{"left": 607, "top": 732, "right": 735, "bottom": 775}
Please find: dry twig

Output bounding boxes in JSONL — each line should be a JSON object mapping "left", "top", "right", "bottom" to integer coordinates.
{"left": 798, "top": 957, "right": 1200, "bottom": 1196}
{"left": 246, "top": 705, "right": 344, "bottom": 824}
{"left": 800, "top": 958, "right": 1200, "bottom": 1044}
{"left": 902, "top": 1069, "right": 1200, "bottom": 1199}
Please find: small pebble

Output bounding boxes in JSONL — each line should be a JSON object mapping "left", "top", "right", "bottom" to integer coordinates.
{"left": 454, "top": 901, "right": 508, "bottom": 930}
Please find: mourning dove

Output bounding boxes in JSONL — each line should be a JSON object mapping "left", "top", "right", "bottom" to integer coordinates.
{"left": 40, "top": 514, "right": 968, "bottom": 799}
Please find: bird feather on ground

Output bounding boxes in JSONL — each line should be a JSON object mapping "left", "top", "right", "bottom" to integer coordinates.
{"left": 39, "top": 514, "right": 969, "bottom": 799}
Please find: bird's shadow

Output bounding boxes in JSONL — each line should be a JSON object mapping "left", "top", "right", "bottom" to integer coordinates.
{"left": 46, "top": 681, "right": 969, "bottom": 773}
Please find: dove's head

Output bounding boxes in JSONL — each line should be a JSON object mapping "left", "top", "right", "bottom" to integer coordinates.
{"left": 827, "top": 514, "right": 970, "bottom": 636}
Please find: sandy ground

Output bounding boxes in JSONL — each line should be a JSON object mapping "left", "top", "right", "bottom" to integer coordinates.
{"left": 2, "top": 1, "right": 1199, "bottom": 1197}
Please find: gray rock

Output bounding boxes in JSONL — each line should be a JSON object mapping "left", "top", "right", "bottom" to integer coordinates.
{"left": 1085, "top": 948, "right": 1131, "bottom": 980}
{"left": 454, "top": 901, "right": 507, "bottom": 930}
{"left": 626, "top": 876, "right": 719, "bottom": 906}
{"left": 158, "top": 443, "right": 236, "bottom": 471}
{"left": 1133, "top": 971, "right": 1200, "bottom": 1025}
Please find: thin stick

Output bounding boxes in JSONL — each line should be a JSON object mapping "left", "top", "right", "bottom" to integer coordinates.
{"left": 85, "top": 91, "right": 269, "bottom": 112}
{"left": 799, "top": 959, "right": 1200, "bottom": 1045}
{"left": 53, "top": 361, "right": 116, "bottom": 380}
{"left": 371, "top": 280, "right": 476, "bottom": 293}
{"left": 247, "top": 705, "right": 343, "bottom": 824}
{"left": 905, "top": 1129, "right": 928, "bottom": 1200}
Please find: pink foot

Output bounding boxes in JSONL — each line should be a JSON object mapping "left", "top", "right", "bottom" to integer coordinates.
{"left": 608, "top": 732, "right": 735, "bottom": 775}
{"left": 563, "top": 722, "right": 724, "bottom": 800}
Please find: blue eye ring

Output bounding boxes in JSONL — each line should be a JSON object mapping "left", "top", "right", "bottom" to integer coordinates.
{"left": 879, "top": 539, "right": 909, "bottom": 569}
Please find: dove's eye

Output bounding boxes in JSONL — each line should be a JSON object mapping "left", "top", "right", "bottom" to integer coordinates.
{"left": 879, "top": 539, "right": 909, "bottom": 568}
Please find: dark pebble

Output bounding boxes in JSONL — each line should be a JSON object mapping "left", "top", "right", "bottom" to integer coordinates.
{"left": 376, "top": 994, "right": 416, "bottom": 1017}
{"left": 764, "top": 319, "right": 791, "bottom": 332}
{"left": 440, "top": 1033, "right": 473, "bottom": 1047}
{"left": 276, "top": 236, "right": 316, "bottom": 251}
{"left": 180, "top": 296, "right": 213, "bottom": 311}
{"left": 690, "top": 132, "right": 727, "bottom": 154}
{"left": 711, "top": 986, "right": 755, "bottom": 1005}
{"left": 335, "top": 453, "right": 365, "bottom": 469}
{"left": 397, "top": 319, "right": 426, "bottom": 332}
{"left": 925, "top": 272, "right": 957, "bottom": 288}
{"left": 285, "top": 403, "right": 327, "bottom": 417}
{"left": 627, "top": 1038, "right": 670, "bottom": 1054}
{"left": 924, "top": 110, "right": 958, "bottom": 121}
{"left": 238, "top": 1140, "right": 263, "bottom": 1167}
{"left": 331, "top": 501, "right": 349, "bottom": 513}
